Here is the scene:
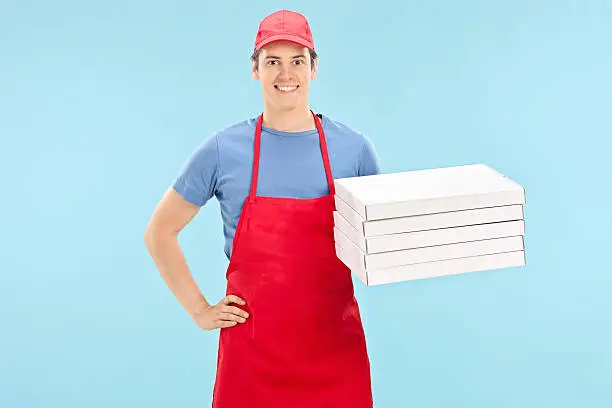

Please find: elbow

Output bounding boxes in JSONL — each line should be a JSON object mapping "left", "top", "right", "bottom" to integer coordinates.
{"left": 144, "top": 229, "right": 154, "bottom": 250}
{"left": 144, "top": 225, "right": 177, "bottom": 250}
{"left": 144, "top": 225, "right": 160, "bottom": 250}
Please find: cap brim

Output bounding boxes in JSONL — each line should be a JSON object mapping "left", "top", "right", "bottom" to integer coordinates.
{"left": 255, "top": 34, "right": 314, "bottom": 50}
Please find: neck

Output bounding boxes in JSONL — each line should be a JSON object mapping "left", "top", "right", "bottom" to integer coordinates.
{"left": 261, "top": 104, "right": 315, "bottom": 132}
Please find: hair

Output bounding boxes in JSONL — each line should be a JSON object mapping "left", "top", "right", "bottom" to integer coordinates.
{"left": 251, "top": 48, "right": 318, "bottom": 71}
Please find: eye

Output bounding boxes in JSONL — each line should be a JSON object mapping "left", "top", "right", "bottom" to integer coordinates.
{"left": 267, "top": 60, "right": 279, "bottom": 65}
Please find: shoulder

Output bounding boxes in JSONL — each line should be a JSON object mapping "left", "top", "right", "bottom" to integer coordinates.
{"left": 320, "top": 114, "right": 376, "bottom": 153}
{"left": 321, "top": 115, "right": 368, "bottom": 141}
{"left": 208, "top": 116, "right": 259, "bottom": 156}
{"left": 213, "top": 116, "right": 257, "bottom": 140}
{"left": 320, "top": 114, "right": 381, "bottom": 176}
{"left": 179, "top": 116, "right": 256, "bottom": 169}
{"left": 321, "top": 114, "right": 376, "bottom": 152}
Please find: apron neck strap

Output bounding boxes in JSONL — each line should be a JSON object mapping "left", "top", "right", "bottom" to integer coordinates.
{"left": 250, "top": 110, "right": 336, "bottom": 197}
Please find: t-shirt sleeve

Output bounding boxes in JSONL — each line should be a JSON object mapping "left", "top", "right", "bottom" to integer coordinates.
{"left": 171, "top": 134, "right": 219, "bottom": 207}
{"left": 358, "top": 136, "right": 381, "bottom": 176}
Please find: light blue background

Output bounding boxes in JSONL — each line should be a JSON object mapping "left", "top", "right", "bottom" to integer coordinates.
{"left": 2, "top": 1, "right": 611, "bottom": 407}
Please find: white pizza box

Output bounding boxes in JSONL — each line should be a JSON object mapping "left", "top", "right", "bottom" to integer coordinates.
{"left": 333, "top": 210, "right": 525, "bottom": 254}
{"left": 335, "top": 195, "right": 524, "bottom": 237}
{"left": 334, "top": 226, "right": 524, "bottom": 271}
{"left": 335, "top": 240, "right": 526, "bottom": 286}
{"left": 333, "top": 163, "right": 525, "bottom": 221}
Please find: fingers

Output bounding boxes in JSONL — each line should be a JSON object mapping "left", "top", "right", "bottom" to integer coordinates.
{"left": 223, "top": 295, "right": 246, "bottom": 306}
{"left": 222, "top": 305, "right": 249, "bottom": 319}
{"left": 217, "top": 320, "right": 238, "bottom": 328}
{"left": 209, "top": 295, "right": 248, "bottom": 330}
{"left": 219, "top": 312, "right": 246, "bottom": 323}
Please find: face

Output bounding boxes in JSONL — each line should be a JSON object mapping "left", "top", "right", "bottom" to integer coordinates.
{"left": 252, "top": 41, "right": 318, "bottom": 112}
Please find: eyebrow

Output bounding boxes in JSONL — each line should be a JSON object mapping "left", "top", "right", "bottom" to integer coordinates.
{"left": 265, "top": 55, "right": 307, "bottom": 60}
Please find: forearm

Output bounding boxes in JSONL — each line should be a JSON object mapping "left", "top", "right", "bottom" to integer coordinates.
{"left": 145, "top": 233, "right": 210, "bottom": 317}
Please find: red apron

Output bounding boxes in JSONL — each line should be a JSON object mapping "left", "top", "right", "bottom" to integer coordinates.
{"left": 212, "top": 111, "right": 373, "bottom": 408}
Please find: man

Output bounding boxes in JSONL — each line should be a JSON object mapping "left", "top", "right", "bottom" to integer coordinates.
{"left": 144, "top": 9, "right": 380, "bottom": 408}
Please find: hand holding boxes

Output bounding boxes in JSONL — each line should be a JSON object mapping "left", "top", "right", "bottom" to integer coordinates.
{"left": 333, "top": 164, "right": 526, "bottom": 286}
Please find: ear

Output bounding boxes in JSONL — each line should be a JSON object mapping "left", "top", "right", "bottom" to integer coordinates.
{"left": 252, "top": 60, "right": 260, "bottom": 81}
{"left": 310, "top": 59, "right": 319, "bottom": 80}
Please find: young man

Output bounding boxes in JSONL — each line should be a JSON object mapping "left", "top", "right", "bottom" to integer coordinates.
{"left": 145, "top": 9, "right": 380, "bottom": 408}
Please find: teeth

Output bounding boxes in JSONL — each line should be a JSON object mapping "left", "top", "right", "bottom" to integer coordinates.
{"left": 277, "top": 85, "right": 297, "bottom": 92}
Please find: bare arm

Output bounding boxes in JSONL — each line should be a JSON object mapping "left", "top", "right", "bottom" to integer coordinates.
{"left": 144, "top": 187, "right": 249, "bottom": 330}
{"left": 144, "top": 187, "right": 210, "bottom": 318}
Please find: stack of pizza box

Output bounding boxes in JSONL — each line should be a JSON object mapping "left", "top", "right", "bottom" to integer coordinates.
{"left": 333, "top": 164, "right": 526, "bottom": 286}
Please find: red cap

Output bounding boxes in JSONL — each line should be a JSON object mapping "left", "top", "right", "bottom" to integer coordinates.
{"left": 254, "top": 10, "right": 314, "bottom": 50}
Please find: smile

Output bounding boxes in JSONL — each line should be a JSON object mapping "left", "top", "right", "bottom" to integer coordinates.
{"left": 274, "top": 85, "right": 299, "bottom": 93}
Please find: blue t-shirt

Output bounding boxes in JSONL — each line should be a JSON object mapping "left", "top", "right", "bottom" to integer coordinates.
{"left": 172, "top": 114, "right": 381, "bottom": 259}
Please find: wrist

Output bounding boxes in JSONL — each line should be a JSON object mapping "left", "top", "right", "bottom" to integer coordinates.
{"left": 190, "top": 300, "right": 210, "bottom": 318}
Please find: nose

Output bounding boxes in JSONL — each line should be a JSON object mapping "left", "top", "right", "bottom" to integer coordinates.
{"left": 277, "top": 62, "right": 291, "bottom": 79}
